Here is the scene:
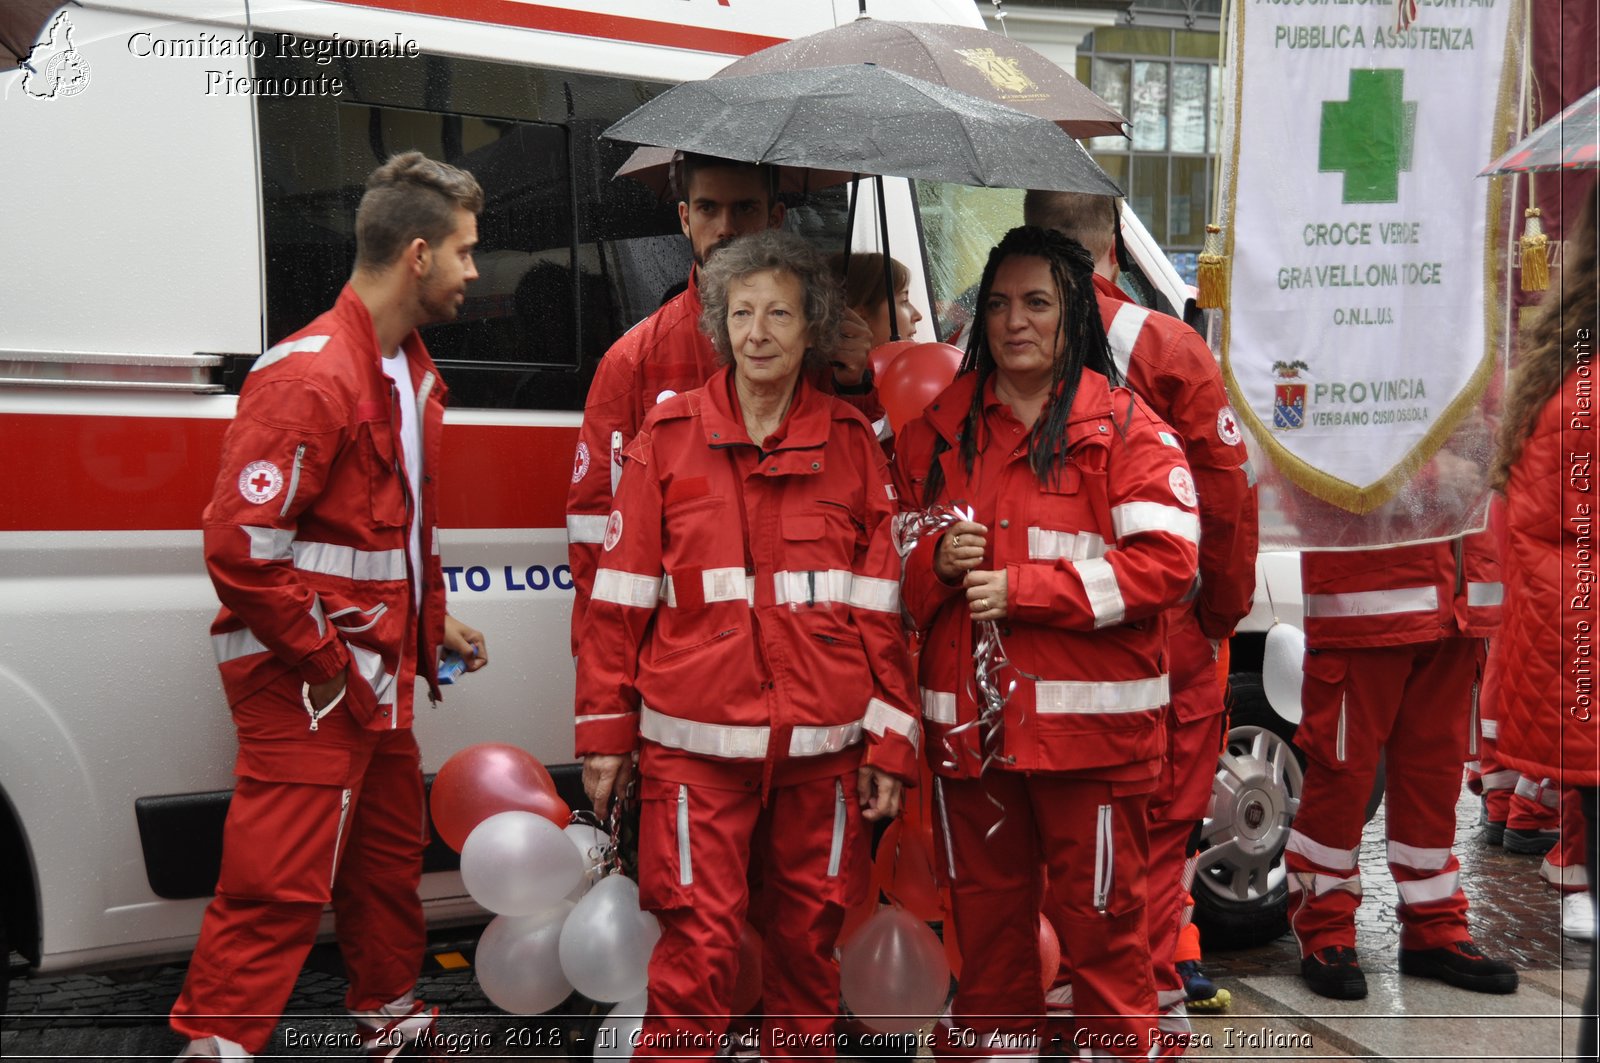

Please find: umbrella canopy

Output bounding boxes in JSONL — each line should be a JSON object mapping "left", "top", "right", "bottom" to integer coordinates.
{"left": 602, "top": 64, "right": 1121, "bottom": 197}
{"left": 1480, "top": 86, "right": 1600, "bottom": 175}
{"left": 715, "top": 17, "right": 1126, "bottom": 140}
{"left": 614, "top": 144, "right": 856, "bottom": 198}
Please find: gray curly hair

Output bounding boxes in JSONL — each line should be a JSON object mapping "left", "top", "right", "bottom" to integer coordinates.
{"left": 698, "top": 230, "right": 841, "bottom": 370}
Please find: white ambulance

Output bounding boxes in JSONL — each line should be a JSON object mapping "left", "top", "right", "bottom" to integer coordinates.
{"left": 2, "top": 0, "right": 1265, "bottom": 1006}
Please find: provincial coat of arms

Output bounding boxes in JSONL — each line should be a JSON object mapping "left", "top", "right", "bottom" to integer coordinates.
{"left": 1272, "top": 360, "right": 1310, "bottom": 430}
{"left": 953, "top": 48, "right": 1038, "bottom": 97}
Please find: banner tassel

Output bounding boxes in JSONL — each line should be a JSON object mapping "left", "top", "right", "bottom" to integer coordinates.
{"left": 1520, "top": 207, "right": 1549, "bottom": 292}
{"left": 1197, "top": 224, "right": 1227, "bottom": 310}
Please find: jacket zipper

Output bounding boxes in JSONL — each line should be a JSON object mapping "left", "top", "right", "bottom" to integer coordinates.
{"left": 279, "top": 443, "right": 307, "bottom": 517}
{"left": 1335, "top": 693, "right": 1348, "bottom": 763}
{"left": 677, "top": 784, "right": 693, "bottom": 887}
{"left": 827, "top": 780, "right": 847, "bottom": 877}
{"left": 934, "top": 778, "right": 957, "bottom": 880}
{"left": 1093, "top": 803, "right": 1113, "bottom": 911}
{"left": 329, "top": 788, "right": 353, "bottom": 889}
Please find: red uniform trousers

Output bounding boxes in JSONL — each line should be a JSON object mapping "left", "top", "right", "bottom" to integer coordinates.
{"left": 1285, "top": 638, "right": 1478, "bottom": 955}
{"left": 636, "top": 765, "right": 870, "bottom": 1062}
{"left": 171, "top": 725, "right": 427, "bottom": 1052}
{"left": 1143, "top": 614, "right": 1226, "bottom": 1021}
{"left": 936, "top": 773, "right": 1156, "bottom": 1063}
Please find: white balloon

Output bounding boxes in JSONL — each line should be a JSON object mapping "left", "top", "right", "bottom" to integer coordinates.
{"left": 595, "top": 990, "right": 650, "bottom": 1059}
{"left": 1262, "top": 621, "right": 1307, "bottom": 726}
{"left": 564, "top": 823, "right": 609, "bottom": 901}
{"left": 839, "top": 906, "right": 950, "bottom": 1035}
{"left": 559, "top": 873, "right": 660, "bottom": 1003}
{"left": 475, "top": 903, "right": 575, "bottom": 1015}
{"left": 462, "top": 811, "right": 584, "bottom": 916}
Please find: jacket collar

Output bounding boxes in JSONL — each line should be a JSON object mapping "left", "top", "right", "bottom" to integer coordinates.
{"left": 921, "top": 368, "right": 1118, "bottom": 448}
{"left": 1093, "top": 272, "right": 1132, "bottom": 307}
{"left": 330, "top": 283, "right": 448, "bottom": 401}
{"left": 699, "top": 365, "right": 833, "bottom": 454}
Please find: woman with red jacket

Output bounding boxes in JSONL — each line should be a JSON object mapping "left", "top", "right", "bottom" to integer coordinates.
{"left": 1491, "top": 180, "right": 1599, "bottom": 1060}
{"left": 575, "top": 230, "right": 919, "bottom": 1062}
{"left": 894, "top": 226, "right": 1199, "bottom": 1062}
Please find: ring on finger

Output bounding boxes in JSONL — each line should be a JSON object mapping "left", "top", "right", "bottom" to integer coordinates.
{"left": 953, "top": 534, "right": 962, "bottom": 549}
{"left": 978, "top": 597, "right": 991, "bottom": 610}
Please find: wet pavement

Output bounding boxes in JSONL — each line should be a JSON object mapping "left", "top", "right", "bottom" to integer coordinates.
{"left": 2, "top": 789, "right": 1591, "bottom": 1061}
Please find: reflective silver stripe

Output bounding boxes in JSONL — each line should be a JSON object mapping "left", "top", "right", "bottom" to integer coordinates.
{"left": 243, "top": 525, "right": 296, "bottom": 560}
{"left": 921, "top": 688, "right": 957, "bottom": 724}
{"left": 292, "top": 541, "right": 407, "bottom": 581}
{"left": 1548, "top": 861, "right": 1590, "bottom": 888}
{"left": 253, "top": 334, "right": 330, "bottom": 373}
{"left": 1336, "top": 695, "right": 1347, "bottom": 761}
{"left": 1034, "top": 676, "right": 1168, "bottom": 715}
{"left": 849, "top": 575, "right": 900, "bottom": 613}
{"left": 1111, "top": 501, "right": 1200, "bottom": 544}
{"left": 677, "top": 785, "right": 693, "bottom": 887}
{"left": 1240, "top": 459, "right": 1258, "bottom": 488}
{"left": 1481, "top": 718, "right": 1500, "bottom": 740}
{"left": 327, "top": 603, "right": 387, "bottom": 634}
{"left": 774, "top": 568, "right": 853, "bottom": 606}
{"left": 1288, "top": 871, "right": 1362, "bottom": 898}
{"left": 863, "top": 698, "right": 920, "bottom": 748}
{"left": 1286, "top": 829, "right": 1359, "bottom": 870}
{"left": 212, "top": 627, "right": 269, "bottom": 664}
{"left": 1387, "top": 840, "right": 1451, "bottom": 871}
{"left": 1093, "top": 803, "right": 1113, "bottom": 910}
{"left": 1468, "top": 581, "right": 1505, "bottom": 607}
{"left": 1396, "top": 870, "right": 1461, "bottom": 906}
{"left": 610, "top": 430, "right": 624, "bottom": 494}
{"left": 280, "top": 443, "right": 306, "bottom": 518}
{"left": 1104, "top": 302, "right": 1148, "bottom": 378}
{"left": 1073, "top": 557, "right": 1126, "bottom": 627}
{"left": 577, "top": 711, "right": 636, "bottom": 726}
{"left": 934, "top": 778, "right": 957, "bottom": 880}
{"left": 329, "top": 788, "right": 353, "bottom": 889}
{"left": 1027, "top": 527, "right": 1107, "bottom": 561}
{"left": 567, "top": 514, "right": 609, "bottom": 544}
{"left": 1304, "top": 585, "right": 1439, "bottom": 618}
{"left": 825, "top": 781, "right": 851, "bottom": 877}
{"left": 638, "top": 704, "right": 863, "bottom": 759}
{"left": 662, "top": 567, "right": 754, "bottom": 607}
{"left": 347, "top": 643, "right": 397, "bottom": 705}
{"left": 309, "top": 596, "right": 326, "bottom": 637}
{"left": 430, "top": 527, "right": 440, "bottom": 556}
{"left": 1514, "top": 776, "right": 1543, "bottom": 800}
{"left": 592, "top": 569, "right": 663, "bottom": 608}
{"left": 417, "top": 371, "right": 435, "bottom": 422}
{"left": 1480, "top": 769, "right": 1516, "bottom": 791}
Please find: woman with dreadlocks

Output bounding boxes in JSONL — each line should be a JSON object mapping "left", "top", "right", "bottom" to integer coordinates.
{"left": 892, "top": 226, "right": 1200, "bottom": 1063}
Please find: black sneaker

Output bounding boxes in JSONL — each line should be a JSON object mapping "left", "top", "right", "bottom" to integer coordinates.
{"left": 1503, "top": 828, "right": 1558, "bottom": 855}
{"left": 1398, "top": 940, "right": 1519, "bottom": 994}
{"left": 1299, "top": 945, "right": 1368, "bottom": 1000}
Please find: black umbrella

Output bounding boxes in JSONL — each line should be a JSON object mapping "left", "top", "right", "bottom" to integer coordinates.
{"left": 601, "top": 63, "right": 1121, "bottom": 197}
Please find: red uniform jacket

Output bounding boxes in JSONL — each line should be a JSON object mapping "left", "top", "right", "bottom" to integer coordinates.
{"left": 566, "top": 270, "right": 881, "bottom": 657}
{"left": 894, "top": 370, "right": 1200, "bottom": 780}
{"left": 574, "top": 368, "right": 920, "bottom": 790}
{"left": 1300, "top": 532, "right": 1502, "bottom": 650}
{"left": 204, "top": 285, "right": 448, "bottom": 745}
{"left": 1096, "top": 274, "right": 1258, "bottom": 642}
{"left": 1494, "top": 391, "right": 1599, "bottom": 787}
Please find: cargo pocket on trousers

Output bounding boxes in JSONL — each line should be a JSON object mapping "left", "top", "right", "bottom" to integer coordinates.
{"left": 636, "top": 777, "right": 695, "bottom": 911}
{"left": 1297, "top": 649, "right": 1349, "bottom": 765}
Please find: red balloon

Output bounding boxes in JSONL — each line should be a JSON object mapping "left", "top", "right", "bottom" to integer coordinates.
{"left": 868, "top": 340, "right": 919, "bottom": 380}
{"left": 1037, "top": 913, "right": 1061, "bottom": 992}
{"left": 877, "top": 342, "right": 965, "bottom": 435}
{"left": 430, "top": 743, "right": 569, "bottom": 852}
{"left": 730, "top": 922, "right": 764, "bottom": 1015}
{"left": 873, "top": 820, "right": 944, "bottom": 922}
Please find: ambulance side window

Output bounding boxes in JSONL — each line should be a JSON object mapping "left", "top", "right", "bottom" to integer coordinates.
{"left": 244, "top": 44, "right": 692, "bottom": 411}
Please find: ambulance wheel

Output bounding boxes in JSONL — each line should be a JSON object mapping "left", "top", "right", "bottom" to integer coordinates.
{"left": 1191, "top": 674, "right": 1304, "bottom": 950}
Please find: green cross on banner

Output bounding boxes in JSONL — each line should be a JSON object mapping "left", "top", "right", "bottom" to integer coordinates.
{"left": 1319, "top": 68, "right": 1416, "bottom": 204}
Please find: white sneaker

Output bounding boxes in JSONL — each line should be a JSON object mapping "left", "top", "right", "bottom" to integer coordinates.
{"left": 1562, "top": 891, "right": 1596, "bottom": 941}
{"left": 175, "top": 1036, "right": 252, "bottom": 1062}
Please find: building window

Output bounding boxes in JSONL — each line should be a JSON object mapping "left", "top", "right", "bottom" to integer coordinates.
{"left": 1078, "top": 25, "right": 1221, "bottom": 285}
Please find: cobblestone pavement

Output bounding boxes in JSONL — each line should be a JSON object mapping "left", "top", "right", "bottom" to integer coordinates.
{"left": 3, "top": 789, "right": 1591, "bottom": 1061}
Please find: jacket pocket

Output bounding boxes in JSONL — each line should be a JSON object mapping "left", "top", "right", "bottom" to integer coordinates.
{"left": 360, "top": 419, "right": 408, "bottom": 529}
{"left": 637, "top": 777, "right": 695, "bottom": 910}
{"left": 1297, "top": 649, "right": 1347, "bottom": 764}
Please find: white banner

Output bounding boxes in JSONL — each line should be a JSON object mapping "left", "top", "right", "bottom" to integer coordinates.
{"left": 1219, "top": 0, "right": 1521, "bottom": 548}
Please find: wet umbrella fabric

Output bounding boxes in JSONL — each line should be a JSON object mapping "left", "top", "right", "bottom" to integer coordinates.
{"left": 713, "top": 18, "right": 1126, "bottom": 140}
{"left": 1480, "top": 86, "right": 1599, "bottom": 175}
{"left": 602, "top": 64, "right": 1121, "bottom": 197}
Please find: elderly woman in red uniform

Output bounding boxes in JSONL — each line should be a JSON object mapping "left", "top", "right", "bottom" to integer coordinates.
{"left": 894, "top": 226, "right": 1199, "bottom": 1062}
{"left": 1491, "top": 182, "right": 1599, "bottom": 1060}
{"left": 575, "top": 229, "right": 920, "bottom": 1062}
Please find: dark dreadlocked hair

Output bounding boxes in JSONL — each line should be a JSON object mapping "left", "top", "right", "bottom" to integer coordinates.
{"left": 923, "top": 225, "right": 1121, "bottom": 505}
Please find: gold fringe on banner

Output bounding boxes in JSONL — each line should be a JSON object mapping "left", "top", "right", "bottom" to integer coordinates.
{"left": 1197, "top": 223, "right": 1227, "bottom": 309}
{"left": 1519, "top": 207, "right": 1549, "bottom": 292}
